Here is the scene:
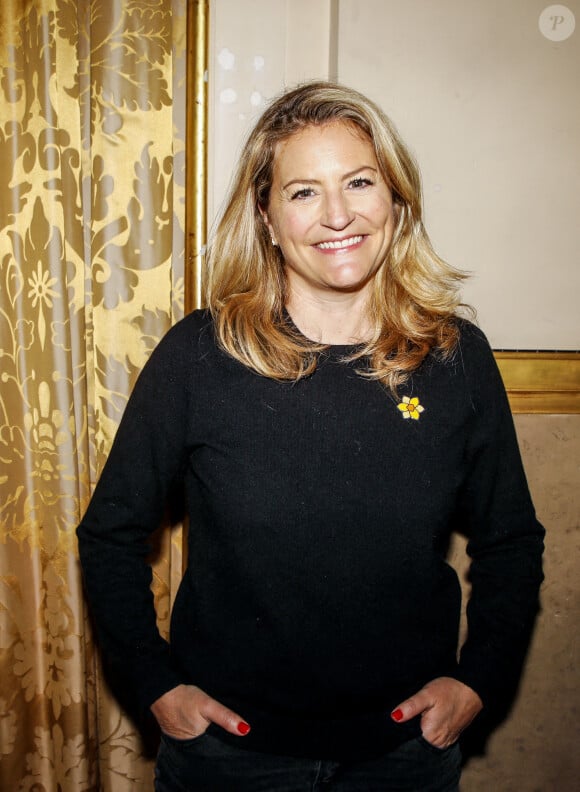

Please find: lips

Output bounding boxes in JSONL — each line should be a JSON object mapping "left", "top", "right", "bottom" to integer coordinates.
{"left": 315, "top": 235, "right": 364, "bottom": 250}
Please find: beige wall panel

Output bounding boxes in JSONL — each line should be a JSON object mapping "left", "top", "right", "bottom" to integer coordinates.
{"left": 337, "top": 0, "right": 580, "bottom": 350}
{"left": 450, "top": 413, "right": 580, "bottom": 790}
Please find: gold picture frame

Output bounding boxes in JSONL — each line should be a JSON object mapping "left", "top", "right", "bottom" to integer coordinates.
{"left": 185, "top": 3, "right": 579, "bottom": 415}
{"left": 495, "top": 352, "right": 580, "bottom": 414}
{"left": 185, "top": 0, "right": 209, "bottom": 312}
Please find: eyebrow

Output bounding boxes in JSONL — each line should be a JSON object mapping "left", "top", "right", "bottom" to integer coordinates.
{"left": 281, "top": 165, "right": 378, "bottom": 192}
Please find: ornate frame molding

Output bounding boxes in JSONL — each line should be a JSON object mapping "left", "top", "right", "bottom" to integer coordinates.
{"left": 185, "top": 0, "right": 209, "bottom": 312}
{"left": 495, "top": 352, "right": 580, "bottom": 414}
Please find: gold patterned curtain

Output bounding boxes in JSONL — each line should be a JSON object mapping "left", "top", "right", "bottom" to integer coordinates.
{"left": 0, "top": 1, "right": 187, "bottom": 788}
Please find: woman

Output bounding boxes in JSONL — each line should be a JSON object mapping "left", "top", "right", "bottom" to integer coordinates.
{"left": 77, "top": 82, "right": 544, "bottom": 791}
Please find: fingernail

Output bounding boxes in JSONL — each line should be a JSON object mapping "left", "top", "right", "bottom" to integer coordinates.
{"left": 391, "top": 709, "right": 404, "bottom": 722}
{"left": 237, "top": 721, "right": 251, "bottom": 735}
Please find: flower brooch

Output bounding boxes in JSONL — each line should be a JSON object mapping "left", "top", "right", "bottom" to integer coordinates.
{"left": 397, "top": 396, "right": 425, "bottom": 421}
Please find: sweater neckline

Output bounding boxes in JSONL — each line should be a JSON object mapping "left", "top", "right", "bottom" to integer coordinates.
{"left": 282, "top": 308, "right": 365, "bottom": 357}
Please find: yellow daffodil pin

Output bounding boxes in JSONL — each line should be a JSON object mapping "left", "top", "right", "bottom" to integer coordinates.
{"left": 397, "top": 396, "right": 425, "bottom": 421}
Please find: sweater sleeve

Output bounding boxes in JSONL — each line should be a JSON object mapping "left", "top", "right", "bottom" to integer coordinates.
{"left": 77, "top": 316, "right": 198, "bottom": 718}
{"left": 452, "top": 325, "right": 545, "bottom": 707}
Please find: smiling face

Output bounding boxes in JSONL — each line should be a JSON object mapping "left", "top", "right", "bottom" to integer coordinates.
{"left": 261, "top": 121, "right": 396, "bottom": 302}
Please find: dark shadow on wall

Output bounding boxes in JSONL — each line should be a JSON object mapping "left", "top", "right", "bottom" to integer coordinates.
{"left": 459, "top": 608, "right": 542, "bottom": 766}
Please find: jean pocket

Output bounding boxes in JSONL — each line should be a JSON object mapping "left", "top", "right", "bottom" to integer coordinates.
{"left": 417, "top": 735, "right": 458, "bottom": 755}
{"left": 160, "top": 730, "right": 209, "bottom": 749}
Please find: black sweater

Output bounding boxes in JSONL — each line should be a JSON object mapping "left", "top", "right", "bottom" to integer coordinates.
{"left": 77, "top": 311, "right": 544, "bottom": 760}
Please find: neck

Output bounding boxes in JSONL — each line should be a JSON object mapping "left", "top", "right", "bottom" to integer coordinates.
{"left": 286, "top": 288, "right": 373, "bottom": 345}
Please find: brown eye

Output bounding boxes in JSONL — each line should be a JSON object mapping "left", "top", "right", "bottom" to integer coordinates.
{"left": 290, "top": 188, "right": 315, "bottom": 200}
{"left": 349, "top": 177, "right": 373, "bottom": 189}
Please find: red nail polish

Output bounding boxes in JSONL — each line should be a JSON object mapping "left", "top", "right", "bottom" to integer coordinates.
{"left": 237, "top": 721, "right": 251, "bottom": 735}
{"left": 391, "top": 708, "right": 404, "bottom": 722}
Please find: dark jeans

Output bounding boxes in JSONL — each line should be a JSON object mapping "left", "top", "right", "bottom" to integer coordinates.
{"left": 155, "top": 732, "right": 461, "bottom": 792}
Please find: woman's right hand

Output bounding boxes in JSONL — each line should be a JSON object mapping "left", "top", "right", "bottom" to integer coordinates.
{"left": 150, "top": 684, "right": 251, "bottom": 740}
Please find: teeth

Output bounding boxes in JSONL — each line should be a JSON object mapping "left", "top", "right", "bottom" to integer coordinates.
{"left": 317, "top": 235, "right": 363, "bottom": 250}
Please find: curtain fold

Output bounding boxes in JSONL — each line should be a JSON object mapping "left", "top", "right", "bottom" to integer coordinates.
{"left": 0, "top": 1, "right": 187, "bottom": 788}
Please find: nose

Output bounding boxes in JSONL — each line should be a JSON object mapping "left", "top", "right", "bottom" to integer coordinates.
{"left": 321, "top": 190, "right": 354, "bottom": 230}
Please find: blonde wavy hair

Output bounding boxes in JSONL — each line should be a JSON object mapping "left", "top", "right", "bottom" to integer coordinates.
{"left": 205, "top": 81, "right": 470, "bottom": 391}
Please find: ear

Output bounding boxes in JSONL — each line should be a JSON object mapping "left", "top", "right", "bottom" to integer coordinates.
{"left": 258, "top": 205, "right": 278, "bottom": 247}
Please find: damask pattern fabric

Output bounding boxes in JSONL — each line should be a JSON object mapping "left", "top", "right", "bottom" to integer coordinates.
{"left": 0, "top": 1, "right": 187, "bottom": 789}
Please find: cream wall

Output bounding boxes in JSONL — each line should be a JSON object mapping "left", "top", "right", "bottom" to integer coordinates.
{"left": 209, "top": 0, "right": 579, "bottom": 349}
{"left": 209, "top": 0, "right": 334, "bottom": 225}
{"left": 337, "top": 0, "right": 580, "bottom": 350}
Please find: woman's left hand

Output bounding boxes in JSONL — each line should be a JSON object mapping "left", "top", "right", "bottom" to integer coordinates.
{"left": 391, "top": 677, "right": 483, "bottom": 749}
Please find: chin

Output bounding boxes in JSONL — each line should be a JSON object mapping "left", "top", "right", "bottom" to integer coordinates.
{"left": 324, "top": 270, "right": 375, "bottom": 293}
{"left": 321, "top": 283, "right": 368, "bottom": 296}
